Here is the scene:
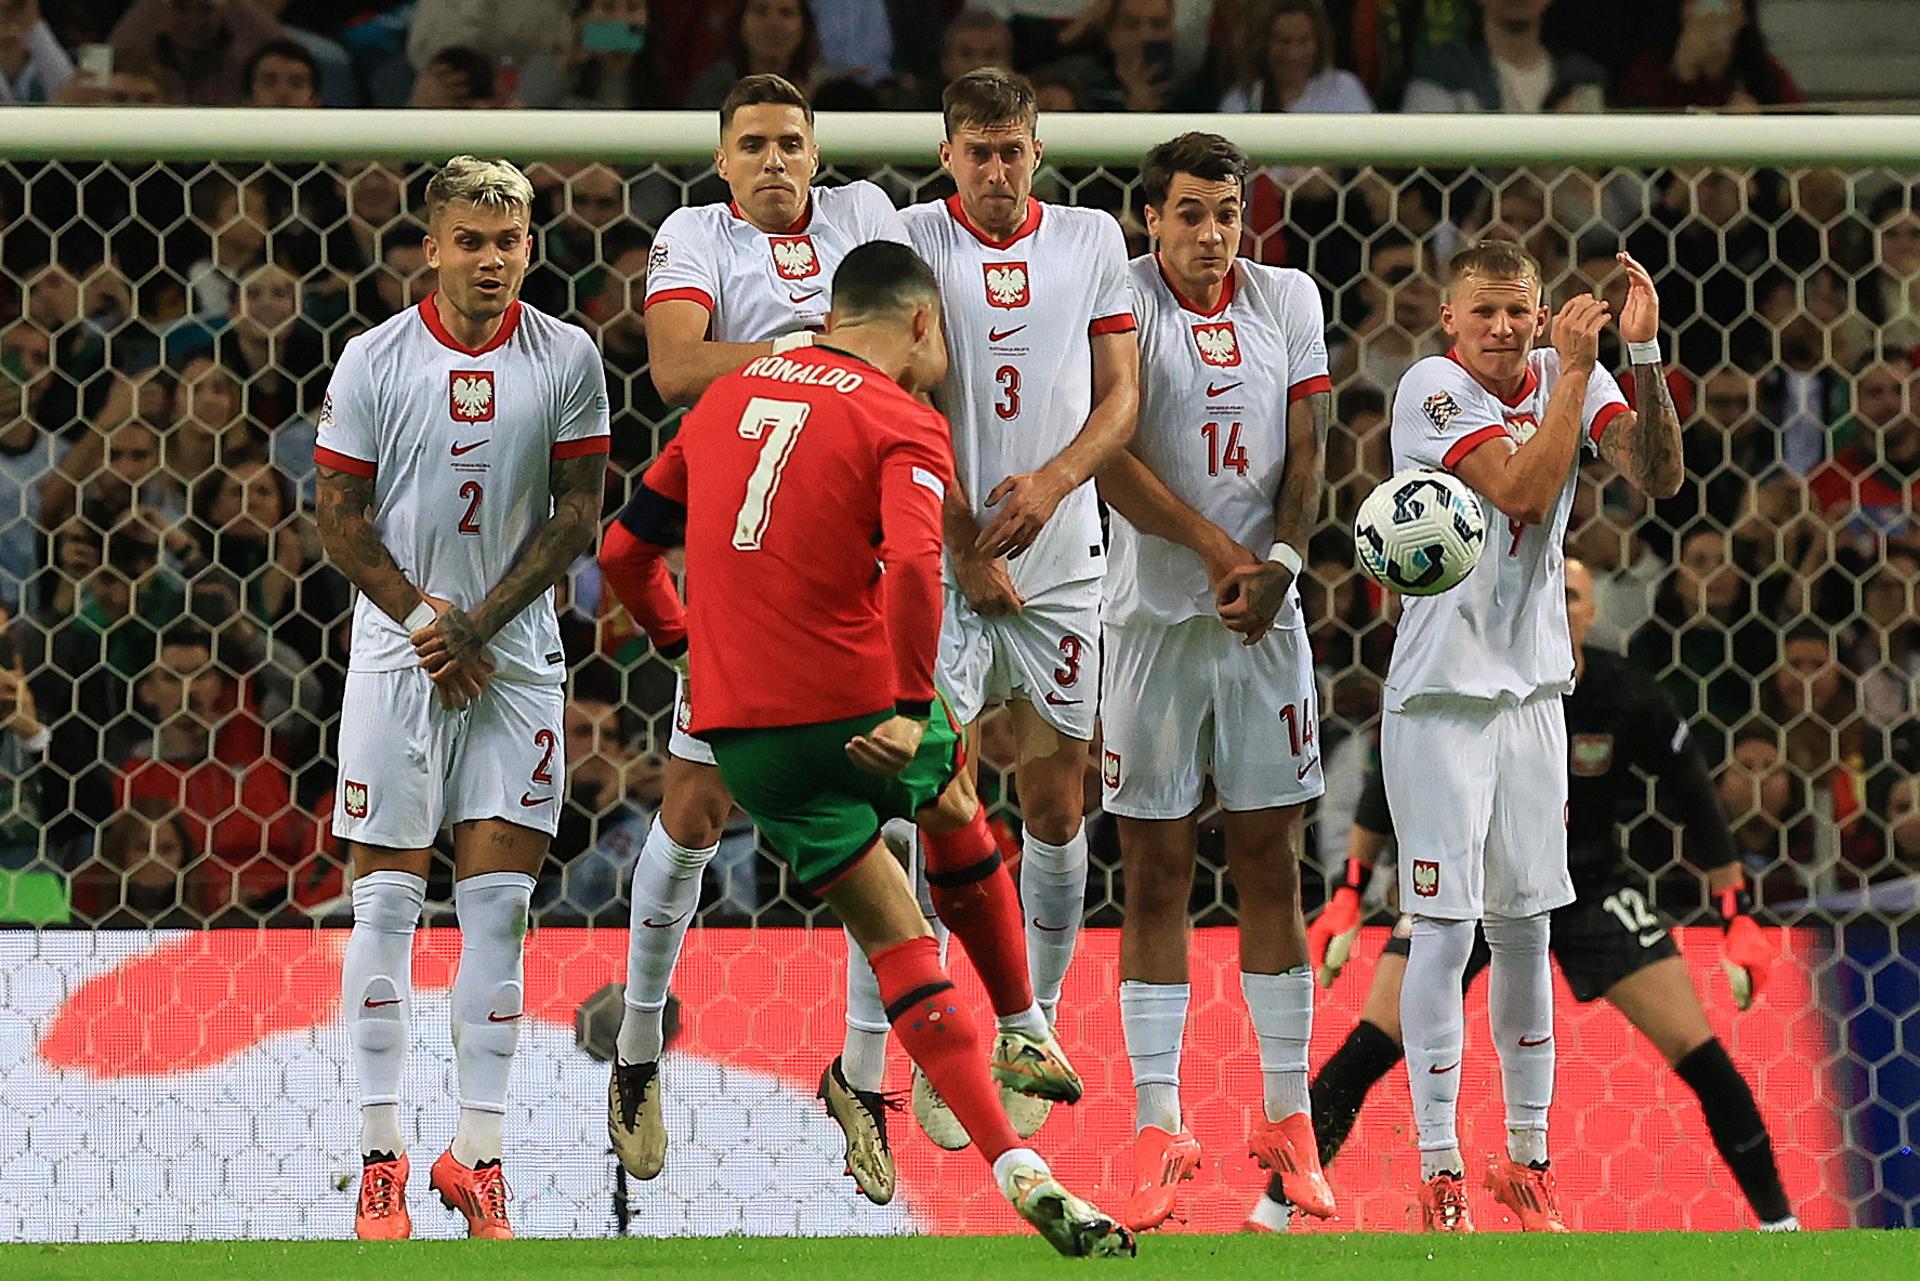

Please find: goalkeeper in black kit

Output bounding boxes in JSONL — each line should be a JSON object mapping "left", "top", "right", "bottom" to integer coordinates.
{"left": 1249, "top": 556, "right": 1796, "bottom": 1233}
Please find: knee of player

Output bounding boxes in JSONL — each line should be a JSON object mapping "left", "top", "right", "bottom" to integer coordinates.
{"left": 660, "top": 787, "right": 729, "bottom": 848}
{"left": 1018, "top": 792, "right": 1085, "bottom": 846}
{"left": 1123, "top": 857, "right": 1194, "bottom": 918}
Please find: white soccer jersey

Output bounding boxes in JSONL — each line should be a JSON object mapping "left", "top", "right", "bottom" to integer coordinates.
{"left": 1106, "top": 255, "right": 1331, "bottom": 626}
{"left": 643, "top": 180, "right": 909, "bottom": 341}
{"left": 315, "top": 294, "right": 611, "bottom": 686}
{"left": 903, "top": 195, "right": 1135, "bottom": 594}
{"left": 1385, "top": 348, "right": 1627, "bottom": 710}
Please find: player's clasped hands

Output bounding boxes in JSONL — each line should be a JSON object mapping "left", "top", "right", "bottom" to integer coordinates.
{"left": 1551, "top": 291, "right": 1611, "bottom": 374}
{"left": 410, "top": 593, "right": 496, "bottom": 711}
{"left": 952, "top": 547, "right": 1024, "bottom": 617}
{"left": 845, "top": 714, "right": 925, "bottom": 777}
{"left": 976, "top": 467, "right": 1073, "bottom": 559}
{"left": 1216, "top": 560, "right": 1291, "bottom": 646}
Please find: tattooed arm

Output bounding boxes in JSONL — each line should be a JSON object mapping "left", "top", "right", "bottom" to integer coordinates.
{"left": 411, "top": 452, "right": 609, "bottom": 674}
{"left": 314, "top": 464, "right": 425, "bottom": 625}
{"left": 1217, "top": 389, "right": 1332, "bottom": 645}
{"left": 1596, "top": 251, "right": 1684, "bottom": 500}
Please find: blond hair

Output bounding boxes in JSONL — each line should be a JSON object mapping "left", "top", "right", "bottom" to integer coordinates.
{"left": 424, "top": 155, "right": 534, "bottom": 226}
{"left": 1446, "top": 239, "right": 1541, "bottom": 291}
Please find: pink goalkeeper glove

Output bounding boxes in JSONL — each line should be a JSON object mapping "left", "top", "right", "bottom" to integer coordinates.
{"left": 1310, "top": 859, "right": 1368, "bottom": 988}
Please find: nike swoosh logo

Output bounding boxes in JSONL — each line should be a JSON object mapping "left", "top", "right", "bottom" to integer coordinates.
{"left": 363, "top": 998, "right": 400, "bottom": 1009}
{"left": 1043, "top": 692, "right": 1082, "bottom": 706}
{"left": 1518, "top": 1034, "right": 1553, "bottom": 1047}
{"left": 1638, "top": 929, "right": 1667, "bottom": 947}
{"left": 1206, "top": 381, "right": 1242, "bottom": 397}
{"left": 789, "top": 289, "right": 822, "bottom": 303}
{"left": 1296, "top": 756, "right": 1319, "bottom": 781}
{"left": 642, "top": 915, "right": 687, "bottom": 929}
{"left": 1031, "top": 918, "right": 1070, "bottom": 933}
{"left": 989, "top": 325, "right": 1026, "bottom": 343}
{"left": 1429, "top": 1061, "right": 1460, "bottom": 1075}
{"left": 450, "top": 440, "right": 488, "bottom": 456}
{"left": 519, "top": 792, "right": 550, "bottom": 807}
{"left": 487, "top": 1011, "right": 522, "bottom": 1023}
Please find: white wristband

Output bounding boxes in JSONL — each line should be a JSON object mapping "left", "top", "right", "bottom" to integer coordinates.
{"left": 402, "top": 600, "right": 436, "bottom": 633}
{"left": 1627, "top": 338, "right": 1661, "bottom": 365}
{"left": 770, "top": 331, "right": 814, "bottom": 355}
{"left": 1266, "top": 542, "right": 1303, "bottom": 577}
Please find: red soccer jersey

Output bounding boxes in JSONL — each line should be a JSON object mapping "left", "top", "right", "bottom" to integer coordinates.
{"left": 631, "top": 345, "right": 953, "bottom": 732}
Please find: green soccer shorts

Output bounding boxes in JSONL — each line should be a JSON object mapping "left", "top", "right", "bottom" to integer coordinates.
{"left": 706, "top": 692, "right": 964, "bottom": 894}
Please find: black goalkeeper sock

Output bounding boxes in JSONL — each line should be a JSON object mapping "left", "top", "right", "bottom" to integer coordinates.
{"left": 1674, "top": 1038, "right": 1792, "bottom": 1224}
{"left": 1311, "top": 1018, "right": 1405, "bottom": 1167}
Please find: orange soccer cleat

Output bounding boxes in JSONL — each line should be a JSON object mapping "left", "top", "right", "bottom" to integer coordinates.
{"left": 1484, "top": 1155, "right": 1569, "bottom": 1232}
{"left": 1418, "top": 1170, "right": 1476, "bottom": 1233}
{"left": 429, "top": 1148, "right": 513, "bottom": 1240}
{"left": 355, "top": 1151, "right": 411, "bottom": 1241}
{"left": 1249, "top": 1112, "right": 1335, "bottom": 1219}
{"left": 1120, "top": 1125, "right": 1201, "bottom": 1231}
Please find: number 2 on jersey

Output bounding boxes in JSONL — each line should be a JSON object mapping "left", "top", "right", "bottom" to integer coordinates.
{"left": 1202, "top": 420, "right": 1249, "bottom": 476}
{"left": 458, "top": 481, "right": 483, "bottom": 534}
{"left": 732, "top": 397, "right": 811, "bottom": 550}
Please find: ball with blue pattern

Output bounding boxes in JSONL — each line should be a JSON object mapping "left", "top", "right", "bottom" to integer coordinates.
{"left": 1353, "top": 468, "right": 1488, "bottom": 596}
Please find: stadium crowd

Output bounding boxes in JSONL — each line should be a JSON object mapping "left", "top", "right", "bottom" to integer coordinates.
{"left": 0, "top": 0, "right": 1915, "bottom": 930}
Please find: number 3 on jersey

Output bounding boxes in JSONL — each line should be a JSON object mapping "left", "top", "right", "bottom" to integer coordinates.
{"left": 732, "top": 396, "right": 811, "bottom": 550}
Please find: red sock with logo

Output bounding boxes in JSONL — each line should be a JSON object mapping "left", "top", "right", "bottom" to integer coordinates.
{"left": 870, "top": 935, "right": 1019, "bottom": 1162}
{"left": 923, "top": 809, "right": 1036, "bottom": 1020}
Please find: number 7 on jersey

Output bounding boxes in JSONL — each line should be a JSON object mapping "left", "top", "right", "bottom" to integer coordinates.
{"left": 732, "top": 397, "right": 811, "bottom": 550}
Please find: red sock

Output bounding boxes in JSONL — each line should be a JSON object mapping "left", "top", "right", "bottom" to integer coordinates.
{"left": 923, "top": 809, "right": 1035, "bottom": 1019}
{"left": 870, "top": 935, "right": 1020, "bottom": 1162}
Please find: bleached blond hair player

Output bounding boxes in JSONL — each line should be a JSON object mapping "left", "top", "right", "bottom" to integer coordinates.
{"left": 317, "top": 153, "right": 611, "bottom": 1241}
{"left": 1382, "top": 239, "right": 1681, "bottom": 1232}
{"left": 1100, "top": 131, "right": 1337, "bottom": 1232}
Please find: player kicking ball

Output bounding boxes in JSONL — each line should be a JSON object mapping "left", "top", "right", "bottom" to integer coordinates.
{"left": 318, "top": 156, "right": 611, "bottom": 1239}
{"left": 1250, "top": 557, "right": 1795, "bottom": 1233}
{"left": 1098, "top": 132, "right": 1337, "bottom": 1231}
{"left": 1377, "top": 240, "right": 1682, "bottom": 1231}
{"left": 596, "top": 73, "right": 925, "bottom": 1204}
{"left": 608, "top": 240, "right": 1128, "bottom": 1257}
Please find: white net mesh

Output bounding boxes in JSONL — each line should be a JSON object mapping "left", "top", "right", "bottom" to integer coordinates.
{"left": 0, "top": 141, "right": 1914, "bottom": 1237}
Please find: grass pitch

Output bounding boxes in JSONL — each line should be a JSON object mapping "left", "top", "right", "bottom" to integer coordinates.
{"left": 5, "top": 1233, "right": 1913, "bottom": 1281}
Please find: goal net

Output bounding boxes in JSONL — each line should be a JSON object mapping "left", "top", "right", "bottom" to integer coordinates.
{"left": 0, "top": 110, "right": 1912, "bottom": 1239}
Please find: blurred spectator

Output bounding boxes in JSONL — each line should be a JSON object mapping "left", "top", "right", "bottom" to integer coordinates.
{"left": 887, "top": 8, "right": 1014, "bottom": 110}
{"left": 812, "top": 0, "right": 894, "bottom": 85}
{"left": 1568, "top": 469, "right": 1662, "bottom": 655}
{"left": 1073, "top": 0, "right": 1204, "bottom": 113}
{"left": 215, "top": 260, "right": 325, "bottom": 432}
{"left": 545, "top": 676, "right": 663, "bottom": 919}
{"left": 682, "top": 0, "right": 821, "bottom": 110}
{"left": 407, "top": 0, "right": 570, "bottom": 86}
{"left": 409, "top": 44, "right": 499, "bottom": 109}
{"left": 0, "top": 323, "right": 66, "bottom": 609}
{"left": 1614, "top": 0, "right": 1800, "bottom": 112}
{"left": 1863, "top": 191, "right": 1920, "bottom": 354}
{"left": 188, "top": 458, "right": 305, "bottom": 630}
{"left": 526, "top": 164, "right": 628, "bottom": 316}
{"left": 372, "top": 231, "right": 434, "bottom": 322}
{"left": 1218, "top": 0, "right": 1373, "bottom": 114}
{"left": 1328, "top": 238, "right": 1444, "bottom": 396}
{"left": 1324, "top": 386, "right": 1388, "bottom": 530}
{"left": 0, "top": 603, "right": 46, "bottom": 866}
{"left": 1030, "top": 65, "right": 1082, "bottom": 112}
{"left": 1881, "top": 771, "right": 1920, "bottom": 877}
{"left": 53, "top": 48, "right": 185, "bottom": 104}
{"left": 1846, "top": 551, "right": 1920, "bottom": 737}
{"left": 109, "top": 0, "right": 286, "bottom": 107}
{"left": 242, "top": 35, "right": 319, "bottom": 107}
{"left": 0, "top": 0, "right": 73, "bottom": 103}
{"left": 1715, "top": 725, "right": 1811, "bottom": 903}
{"left": 1321, "top": 0, "right": 1478, "bottom": 109}
{"left": 1630, "top": 524, "right": 1774, "bottom": 756}
{"left": 1761, "top": 623, "right": 1864, "bottom": 781}
{"left": 170, "top": 352, "right": 244, "bottom": 484}
{"left": 1400, "top": 0, "right": 1604, "bottom": 114}
{"left": 522, "top": 0, "right": 672, "bottom": 110}
{"left": 1658, "top": 366, "right": 1782, "bottom": 535}
{"left": 115, "top": 623, "right": 334, "bottom": 920}
{"left": 73, "top": 798, "right": 195, "bottom": 926}
{"left": 187, "top": 171, "right": 274, "bottom": 321}
{"left": 1809, "top": 348, "right": 1920, "bottom": 553}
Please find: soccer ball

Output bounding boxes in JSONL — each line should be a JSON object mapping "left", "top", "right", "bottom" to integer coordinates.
{"left": 1353, "top": 469, "right": 1487, "bottom": 596}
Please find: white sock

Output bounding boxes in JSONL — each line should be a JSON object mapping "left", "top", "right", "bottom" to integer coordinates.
{"left": 1243, "top": 966, "right": 1313, "bottom": 1122}
{"left": 1119, "top": 980, "right": 1188, "bottom": 1133}
{"left": 449, "top": 870, "right": 534, "bottom": 1167}
{"left": 343, "top": 870, "right": 425, "bottom": 1157}
{"left": 992, "top": 1145, "right": 1048, "bottom": 1190}
{"left": 1485, "top": 911, "right": 1554, "bottom": 1166}
{"left": 996, "top": 1002, "right": 1052, "bottom": 1040}
{"left": 1021, "top": 825, "right": 1087, "bottom": 1018}
{"left": 1402, "top": 914, "right": 1476, "bottom": 1177}
{"left": 617, "top": 819, "right": 717, "bottom": 1066}
{"left": 842, "top": 936, "right": 890, "bottom": 1093}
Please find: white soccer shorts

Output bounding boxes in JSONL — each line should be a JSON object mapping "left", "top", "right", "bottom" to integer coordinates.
{"left": 938, "top": 579, "right": 1098, "bottom": 740}
{"left": 666, "top": 672, "right": 718, "bottom": 766}
{"left": 1100, "top": 612, "right": 1325, "bottom": 818}
{"left": 1380, "top": 690, "right": 1573, "bottom": 921}
{"left": 333, "top": 667, "right": 567, "bottom": 849}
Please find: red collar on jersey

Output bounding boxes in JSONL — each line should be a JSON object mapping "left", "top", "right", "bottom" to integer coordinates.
{"left": 944, "top": 193, "right": 1043, "bottom": 249}
{"left": 419, "top": 292, "right": 523, "bottom": 357}
{"left": 1446, "top": 346, "right": 1539, "bottom": 408}
{"left": 1155, "top": 253, "right": 1237, "bottom": 317}
{"left": 728, "top": 194, "right": 815, "bottom": 235}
